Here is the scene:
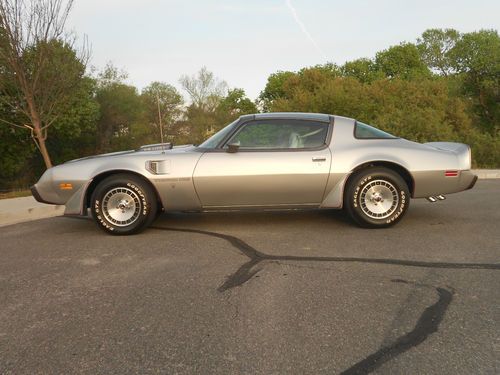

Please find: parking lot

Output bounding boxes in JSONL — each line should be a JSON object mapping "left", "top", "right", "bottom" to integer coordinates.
{"left": 1, "top": 180, "right": 499, "bottom": 374}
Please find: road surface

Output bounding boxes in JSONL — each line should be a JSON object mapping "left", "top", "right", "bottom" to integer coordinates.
{"left": 1, "top": 180, "right": 499, "bottom": 374}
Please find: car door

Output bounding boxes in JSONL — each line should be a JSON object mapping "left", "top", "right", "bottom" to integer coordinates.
{"left": 193, "top": 118, "right": 332, "bottom": 208}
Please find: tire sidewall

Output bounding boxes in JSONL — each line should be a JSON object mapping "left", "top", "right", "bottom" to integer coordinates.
{"left": 91, "top": 175, "right": 157, "bottom": 235}
{"left": 346, "top": 168, "right": 409, "bottom": 227}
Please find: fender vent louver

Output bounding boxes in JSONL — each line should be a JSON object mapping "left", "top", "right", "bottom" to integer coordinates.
{"left": 137, "top": 143, "right": 173, "bottom": 152}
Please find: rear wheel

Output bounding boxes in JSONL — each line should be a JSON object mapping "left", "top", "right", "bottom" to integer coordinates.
{"left": 90, "top": 174, "right": 157, "bottom": 235}
{"left": 344, "top": 167, "right": 410, "bottom": 228}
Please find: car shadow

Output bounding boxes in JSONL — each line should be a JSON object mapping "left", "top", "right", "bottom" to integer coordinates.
{"left": 156, "top": 207, "right": 353, "bottom": 229}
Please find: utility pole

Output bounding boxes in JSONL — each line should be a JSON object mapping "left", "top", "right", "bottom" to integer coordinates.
{"left": 156, "top": 92, "right": 164, "bottom": 144}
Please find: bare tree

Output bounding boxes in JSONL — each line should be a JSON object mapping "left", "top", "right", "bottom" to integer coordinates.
{"left": 0, "top": 0, "right": 88, "bottom": 168}
{"left": 179, "top": 67, "right": 228, "bottom": 111}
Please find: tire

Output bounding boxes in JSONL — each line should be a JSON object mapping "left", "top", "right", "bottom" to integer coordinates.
{"left": 344, "top": 167, "right": 410, "bottom": 228}
{"left": 90, "top": 174, "right": 158, "bottom": 235}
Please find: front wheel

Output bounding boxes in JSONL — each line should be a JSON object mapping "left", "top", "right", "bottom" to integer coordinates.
{"left": 344, "top": 167, "right": 410, "bottom": 228}
{"left": 90, "top": 174, "right": 158, "bottom": 235}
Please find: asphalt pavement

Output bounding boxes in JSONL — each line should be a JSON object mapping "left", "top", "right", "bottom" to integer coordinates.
{"left": 0, "top": 180, "right": 499, "bottom": 374}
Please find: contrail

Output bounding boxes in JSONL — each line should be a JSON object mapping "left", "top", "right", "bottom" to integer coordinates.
{"left": 285, "top": 0, "right": 327, "bottom": 59}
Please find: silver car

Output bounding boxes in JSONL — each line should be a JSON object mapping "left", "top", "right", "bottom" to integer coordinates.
{"left": 31, "top": 113, "right": 478, "bottom": 234}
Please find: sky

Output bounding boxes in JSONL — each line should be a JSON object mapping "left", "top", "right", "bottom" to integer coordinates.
{"left": 66, "top": 0, "right": 500, "bottom": 101}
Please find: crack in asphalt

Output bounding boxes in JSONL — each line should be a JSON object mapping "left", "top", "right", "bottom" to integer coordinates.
{"left": 340, "top": 280, "right": 454, "bottom": 375}
{"left": 150, "top": 226, "right": 497, "bottom": 374}
{"left": 150, "top": 226, "right": 500, "bottom": 292}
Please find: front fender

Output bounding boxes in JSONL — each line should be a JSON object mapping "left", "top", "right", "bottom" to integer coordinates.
{"left": 64, "top": 180, "right": 93, "bottom": 216}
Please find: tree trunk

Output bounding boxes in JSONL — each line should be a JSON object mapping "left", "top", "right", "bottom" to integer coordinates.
{"left": 25, "top": 93, "right": 53, "bottom": 169}
{"left": 34, "top": 124, "right": 53, "bottom": 169}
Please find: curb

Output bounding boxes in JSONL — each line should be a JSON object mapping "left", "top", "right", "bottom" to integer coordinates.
{"left": 0, "top": 170, "right": 498, "bottom": 228}
{"left": 472, "top": 169, "right": 500, "bottom": 179}
{"left": 0, "top": 196, "right": 64, "bottom": 227}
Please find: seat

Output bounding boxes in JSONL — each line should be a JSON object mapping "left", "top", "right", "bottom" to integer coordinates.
{"left": 288, "top": 132, "right": 303, "bottom": 148}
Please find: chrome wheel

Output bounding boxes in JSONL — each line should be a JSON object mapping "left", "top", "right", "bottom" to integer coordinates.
{"left": 102, "top": 187, "right": 142, "bottom": 227}
{"left": 360, "top": 180, "right": 399, "bottom": 219}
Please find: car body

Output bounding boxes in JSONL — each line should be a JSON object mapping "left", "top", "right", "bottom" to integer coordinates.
{"left": 32, "top": 113, "right": 478, "bottom": 234}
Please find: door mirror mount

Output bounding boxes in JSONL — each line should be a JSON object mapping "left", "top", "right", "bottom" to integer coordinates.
{"left": 226, "top": 143, "right": 240, "bottom": 153}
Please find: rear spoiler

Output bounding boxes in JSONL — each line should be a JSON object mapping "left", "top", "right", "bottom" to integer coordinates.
{"left": 424, "top": 142, "right": 468, "bottom": 154}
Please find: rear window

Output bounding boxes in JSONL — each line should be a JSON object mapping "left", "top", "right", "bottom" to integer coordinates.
{"left": 354, "top": 122, "right": 397, "bottom": 139}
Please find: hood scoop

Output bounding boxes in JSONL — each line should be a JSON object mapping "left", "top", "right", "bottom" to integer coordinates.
{"left": 137, "top": 143, "right": 173, "bottom": 152}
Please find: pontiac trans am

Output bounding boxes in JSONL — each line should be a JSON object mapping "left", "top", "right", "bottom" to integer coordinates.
{"left": 31, "top": 113, "right": 478, "bottom": 234}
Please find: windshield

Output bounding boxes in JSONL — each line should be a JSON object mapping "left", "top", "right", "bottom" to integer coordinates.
{"left": 198, "top": 119, "right": 239, "bottom": 149}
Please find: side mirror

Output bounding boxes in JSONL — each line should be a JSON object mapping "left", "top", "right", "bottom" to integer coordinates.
{"left": 226, "top": 143, "right": 240, "bottom": 153}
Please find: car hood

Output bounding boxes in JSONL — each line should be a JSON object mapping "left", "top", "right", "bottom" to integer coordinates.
{"left": 64, "top": 144, "right": 198, "bottom": 164}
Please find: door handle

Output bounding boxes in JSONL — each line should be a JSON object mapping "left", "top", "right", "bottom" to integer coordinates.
{"left": 312, "top": 157, "right": 326, "bottom": 162}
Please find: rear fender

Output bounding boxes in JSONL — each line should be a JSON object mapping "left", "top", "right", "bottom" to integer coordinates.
{"left": 424, "top": 142, "right": 471, "bottom": 170}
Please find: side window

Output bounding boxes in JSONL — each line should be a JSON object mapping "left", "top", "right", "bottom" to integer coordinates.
{"left": 226, "top": 119, "right": 329, "bottom": 150}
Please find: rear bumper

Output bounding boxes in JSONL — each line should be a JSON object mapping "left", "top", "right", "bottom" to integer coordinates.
{"left": 412, "top": 170, "right": 478, "bottom": 198}
{"left": 467, "top": 175, "right": 478, "bottom": 190}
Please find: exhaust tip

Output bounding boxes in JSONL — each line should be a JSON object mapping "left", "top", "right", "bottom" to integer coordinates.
{"left": 426, "top": 196, "right": 438, "bottom": 203}
{"left": 436, "top": 195, "right": 446, "bottom": 200}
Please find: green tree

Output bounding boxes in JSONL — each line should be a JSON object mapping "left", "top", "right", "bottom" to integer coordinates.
{"left": 47, "top": 76, "right": 100, "bottom": 164}
{"left": 300, "top": 63, "right": 341, "bottom": 78}
{"left": 140, "top": 82, "right": 184, "bottom": 144}
{"left": 450, "top": 29, "right": 500, "bottom": 131}
{"left": 341, "top": 58, "right": 384, "bottom": 83}
{"left": 95, "top": 64, "right": 142, "bottom": 152}
{"left": 258, "top": 71, "right": 296, "bottom": 111}
{"left": 0, "top": 97, "right": 35, "bottom": 189}
{"left": 375, "top": 43, "right": 431, "bottom": 80}
{"left": 0, "top": 39, "right": 97, "bottom": 187}
{"left": 263, "top": 64, "right": 500, "bottom": 166}
{"left": 0, "top": 76, "right": 99, "bottom": 188}
{"left": 0, "top": 0, "right": 88, "bottom": 168}
{"left": 216, "top": 88, "right": 257, "bottom": 122}
{"left": 176, "top": 88, "right": 257, "bottom": 145}
{"left": 417, "top": 28, "right": 460, "bottom": 76}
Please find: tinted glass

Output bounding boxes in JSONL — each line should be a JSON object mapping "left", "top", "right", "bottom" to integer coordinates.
{"left": 227, "top": 120, "right": 328, "bottom": 149}
{"left": 355, "top": 122, "right": 397, "bottom": 139}
{"left": 198, "top": 119, "right": 239, "bottom": 149}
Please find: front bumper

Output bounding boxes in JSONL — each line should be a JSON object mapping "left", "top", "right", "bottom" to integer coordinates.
{"left": 31, "top": 185, "right": 54, "bottom": 205}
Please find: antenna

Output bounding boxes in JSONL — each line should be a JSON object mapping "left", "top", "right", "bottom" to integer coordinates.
{"left": 156, "top": 92, "right": 164, "bottom": 144}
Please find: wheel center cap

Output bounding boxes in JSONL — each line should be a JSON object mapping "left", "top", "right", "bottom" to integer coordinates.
{"left": 117, "top": 200, "right": 130, "bottom": 212}
{"left": 371, "top": 192, "right": 383, "bottom": 204}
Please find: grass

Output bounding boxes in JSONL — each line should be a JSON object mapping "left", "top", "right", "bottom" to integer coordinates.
{"left": 0, "top": 189, "right": 32, "bottom": 200}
